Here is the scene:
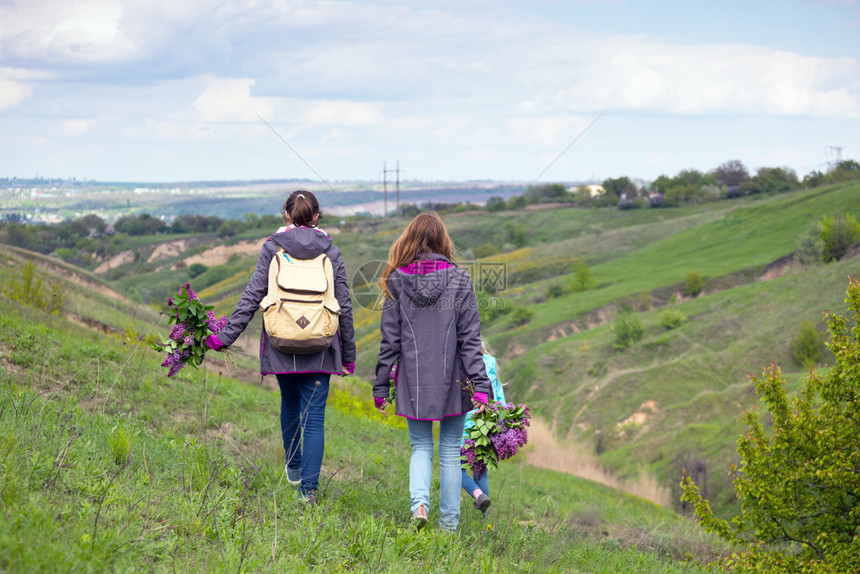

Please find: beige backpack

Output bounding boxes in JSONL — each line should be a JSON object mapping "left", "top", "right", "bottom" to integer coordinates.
{"left": 259, "top": 248, "right": 340, "bottom": 354}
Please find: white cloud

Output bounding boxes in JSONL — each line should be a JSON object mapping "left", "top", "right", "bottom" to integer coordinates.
{"left": 521, "top": 37, "right": 860, "bottom": 119}
{"left": 193, "top": 77, "right": 274, "bottom": 122}
{"left": 60, "top": 119, "right": 99, "bottom": 136}
{"left": 304, "top": 101, "right": 384, "bottom": 127}
{"left": 0, "top": 0, "right": 139, "bottom": 63}
{"left": 0, "top": 67, "right": 48, "bottom": 110}
{"left": 505, "top": 116, "right": 591, "bottom": 147}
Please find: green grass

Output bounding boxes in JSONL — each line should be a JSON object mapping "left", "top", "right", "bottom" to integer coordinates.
{"left": 0, "top": 283, "right": 722, "bottom": 572}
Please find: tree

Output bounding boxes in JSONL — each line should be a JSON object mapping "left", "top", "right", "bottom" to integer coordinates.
{"left": 485, "top": 196, "right": 506, "bottom": 212}
{"left": 683, "top": 271, "right": 705, "bottom": 297}
{"left": 790, "top": 320, "right": 825, "bottom": 369}
{"left": 569, "top": 259, "right": 597, "bottom": 292}
{"left": 602, "top": 176, "right": 636, "bottom": 199}
{"left": 612, "top": 305, "right": 643, "bottom": 350}
{"left": 681, "top": 277, "right": 860, "bottom": 573}
{"left": 820, "top": 214, "right": 860, "bottom": 262}
{"left": 712, "top": 160, "right": 750, "bottom": 187}
{"left": 754, "top": 166, "right": 799, "bottom": 194}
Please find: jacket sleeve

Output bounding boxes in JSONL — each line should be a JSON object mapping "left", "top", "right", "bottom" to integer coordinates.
{"left": 217, "top": 241, "right": 275, "bottom": 347}
{"left": 455, "top": 271, "right": 491, "bottom": 396}
{"left": 331, "top": 249, "right": 356, "bottom": 364}
{"left": 373, "top": 276, "right": 401, "bottom": 399}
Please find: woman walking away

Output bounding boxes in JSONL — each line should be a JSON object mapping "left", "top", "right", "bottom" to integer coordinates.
{"left": 207, "top": 190, "right": 356, "bottom": 504}
{"left": 373, "top": 212, "right": 492, "bottom": 532}
{"left": 461, "top": 339, "right": 506, "bottom": 514}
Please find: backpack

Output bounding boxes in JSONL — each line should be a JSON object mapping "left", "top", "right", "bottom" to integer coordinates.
{"left": 259, "top": 247, "right": 340, "bottom": 354}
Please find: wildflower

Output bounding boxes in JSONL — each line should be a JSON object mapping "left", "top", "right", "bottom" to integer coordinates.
{"left": 152, "top": 283, "right": 229, "bottom": 377}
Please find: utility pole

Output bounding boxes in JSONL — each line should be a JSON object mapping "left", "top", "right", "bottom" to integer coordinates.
{"left": 382, "top": 161, "right": 402, "bottom": 217}
{"left": 826, "top": 146, "right": 844, "bottom": 170}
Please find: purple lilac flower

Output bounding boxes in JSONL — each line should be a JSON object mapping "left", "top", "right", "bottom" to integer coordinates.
{"left": 169, "top": 324, "right": 187, "bottom": 341}
{"left": 206, "top": 310, "right": 215, "bottom": 322}
{"left": 183, "top": 335, "right": 195, "bottom": 346}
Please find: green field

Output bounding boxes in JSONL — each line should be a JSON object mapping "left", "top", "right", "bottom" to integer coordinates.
{"left": 0, "top": 249, "right": 723, "bottom": 572}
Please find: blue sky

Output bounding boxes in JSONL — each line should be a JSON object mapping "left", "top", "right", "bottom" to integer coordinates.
{"left": 1, "top": 0, "right": 858, "bottom": 184}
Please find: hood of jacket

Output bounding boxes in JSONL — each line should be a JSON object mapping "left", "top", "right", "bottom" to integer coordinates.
{"left": 397, "top": 253, "right": 457, "bottom": 307}
{"left": 270, "top": 226, "right": 333, "bottom": 259}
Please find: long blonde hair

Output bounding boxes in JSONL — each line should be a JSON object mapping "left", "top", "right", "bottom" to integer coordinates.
{"left": 379, "top": 212, "right": 455, "bottom": 299}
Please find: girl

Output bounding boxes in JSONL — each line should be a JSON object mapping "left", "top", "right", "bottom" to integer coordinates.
{"left": 207, "top": 190, "right": 356, "bottom": 503}
{"left": 373, "top": 212, "right": 491, "bottom": 532}
{"left": 461, "top": 339, "right": 506, "bottom": 513}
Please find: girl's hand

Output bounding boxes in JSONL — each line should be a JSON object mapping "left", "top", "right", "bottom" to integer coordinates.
{"left": 374, "top": 396, "right": 387, "bottom": 414}
{"left": 471, "top": 398, "right": 486, "bottom": 413}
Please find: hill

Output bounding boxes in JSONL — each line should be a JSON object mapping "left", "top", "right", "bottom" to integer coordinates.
{"left": 5, "top": 181, "right": 859, "bottom": 520}
{"left": 0, "top": 244, "right": 721, "bottom": 572}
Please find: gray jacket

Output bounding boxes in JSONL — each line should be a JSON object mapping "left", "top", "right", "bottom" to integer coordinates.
{"left": 218, "top": 227, "right": 356, "bottom": 375}
{"left": 373, "top": 254, "right": 491, "bottom": 420}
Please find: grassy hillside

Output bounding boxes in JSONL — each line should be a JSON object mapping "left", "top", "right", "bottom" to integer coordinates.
{"left": 21, "top": 182, "right": 858, "bottom": 519}
{"left": 0, "top": 247, "right": 723, "bottom": 572}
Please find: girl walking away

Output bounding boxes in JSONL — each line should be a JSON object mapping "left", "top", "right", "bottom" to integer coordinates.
{"left": 461, "top": 339, "right": 506, "bottom": 514}
{"left": 373, "top": 212, "right": 492, "bottom": 532}
{"left": 206, "top": 190, "right": 356, "bottom": 503}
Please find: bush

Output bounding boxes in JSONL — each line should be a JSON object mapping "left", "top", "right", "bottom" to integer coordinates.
{"left": 612, "top": 305, "right": 643, "bottom": 350}
{"left": 790, "top": 320, "right": 825, "bottom": 369}
{"left": 569, "top": 259, "right": 596, "bottom": 292}
{"left": 682, "top": 271, "right": 704, "bottom": 297}
{"left": 681, "top": 277, "right": 860, "bottom": 573}
{"left": 477, "top": 291, "right": 511, "bottom": 324}
{"left": 820, "top": 213, "right": 860, "bottom": 262}
{"left": 188, "top": 263, "right": 208, "bottom": 278}
{"left": 472, "top": 242, "right": 498, "bottom": 259}
{"left": 509, "top": 306, "right": 533, "bottom": 326}
{"left": 658, "top": 308, "right": 687, "bottom": 330}
{"left": 545, "top": 281, "right": 570, "bottom": 299}
{"left": 794, "top": 221, "right": 824, "bottom": 265}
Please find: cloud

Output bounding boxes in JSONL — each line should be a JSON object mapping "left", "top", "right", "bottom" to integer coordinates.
{"left": 193, "top": 76, "right": 274, "bottom": 122}
{"left": 61, "top": 119, "right": 99, "bottom": 136}
{"left": 0, "top": 0, "right": 139, "bottom": 63}
{"left": 304, "top": 101, "right": 384, "bottom": 127}
{"left": 520, "top": 36, "right": 860, "bottom": 119}
{"left": 0, "top": 67, "right": 49, "bottom": 110}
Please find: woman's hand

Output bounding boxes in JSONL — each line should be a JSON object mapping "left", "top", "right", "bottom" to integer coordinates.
{"left": 374, "top": 396, "right": 387, "bottom": 415}
{"left": 471, "top": 398, "right": 486, "bottom": 414}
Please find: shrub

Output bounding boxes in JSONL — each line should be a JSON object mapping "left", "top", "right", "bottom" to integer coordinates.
{"left": 477, "top": 291, "right": 511, "bottom": 323}
{"left": 682, "top": 271, "right": 704, "bottom": 297}
{"left": 790, "top": 320, "right": 825, "bottom": 369}
{"left": 658, "top": 308, "right": 687, "bottom": 330}
{"left": 188, "top": 263, "right": 208, "bottom": 278}
{"left": 545, "top": 281, "right": 570, "bottom": 299}
{"left": 472, "top": 242, "right": 498, "bottom": 259}
{"left": 820, "top": 213, "right": 860, "bottom": 262}
{"left": 681, "top": 277, "right": 860, "bottom": 573}
{"left": 6, "top": 259, "right": 65, "bottom": 314}
{"left": 569, "top": 259, "right": 596, "bottom": 292}
{"left": 612, "top": 305, "right": 643, "bottom": 350}
{"left": 509, "top": 305, "right": 533, "bottom": 326}
{"left": 794, "top": 221, "right": 824, "bottom": 266}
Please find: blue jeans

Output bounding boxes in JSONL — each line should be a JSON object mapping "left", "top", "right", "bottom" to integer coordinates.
{"left": 277, "top": 373, "right": 331, "bottom": 495}
{"left": 406, "top": 413, "right": 467, "bottom": 531}
{"left": 461, "top": 468, "right": 490, "bottom": 499}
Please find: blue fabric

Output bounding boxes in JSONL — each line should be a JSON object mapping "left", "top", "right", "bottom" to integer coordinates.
{"left": 277, "top": 372, "right": 331, "bottom": 495}
{"left": 461, "top": 468, "right": 489, "bottom": 498}
{"left": 407, "top": 413, "right": 467, "bottom": 531}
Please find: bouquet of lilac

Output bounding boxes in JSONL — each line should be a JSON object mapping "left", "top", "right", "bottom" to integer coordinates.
{"left": 152, "top": 283, "right": 228, "bottom": 377}
{"left": 460, "top": 380, "right": 531, "bottom": 479}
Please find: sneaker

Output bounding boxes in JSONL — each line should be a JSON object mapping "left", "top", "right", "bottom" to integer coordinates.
{"left": 474, "top": 493, "right": 491, "bottom": 512}
{"left": 411, "top": 504, "right": 428, "bottom": 530}
{"left": 285, "top": 465, "right": 301, "bottom": 485}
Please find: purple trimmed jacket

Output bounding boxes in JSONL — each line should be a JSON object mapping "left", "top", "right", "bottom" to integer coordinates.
{"left": 216, "top": 226, "right": 356, "bottom": 376}
{"left": 373, "top": 253, "right": 491, "bottom": 420}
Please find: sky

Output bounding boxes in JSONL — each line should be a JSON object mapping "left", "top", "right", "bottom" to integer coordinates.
{"left": 1, "top": 0, "right": 859, "bottom": 185}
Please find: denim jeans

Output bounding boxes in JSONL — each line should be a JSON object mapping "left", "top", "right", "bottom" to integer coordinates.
{"left": 461, "top": 469, "right": 490, "bottom": 499}
{"left": 277, "top": 372, "right": 331, "bottom": 495}
{"left": 406, "top": 413, "right": 467, "bottom": 531}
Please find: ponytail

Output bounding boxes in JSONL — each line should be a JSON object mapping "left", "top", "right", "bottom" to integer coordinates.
{"left": 283, "top": 189, "right": 321, "bottom": 227}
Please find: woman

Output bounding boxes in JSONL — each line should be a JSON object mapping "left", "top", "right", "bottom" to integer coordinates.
{"left": 207, "top": 190, "right": 356, "bottom": 503}
{"left": 373, "top": 212, "right": 491, "bottom": 532}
